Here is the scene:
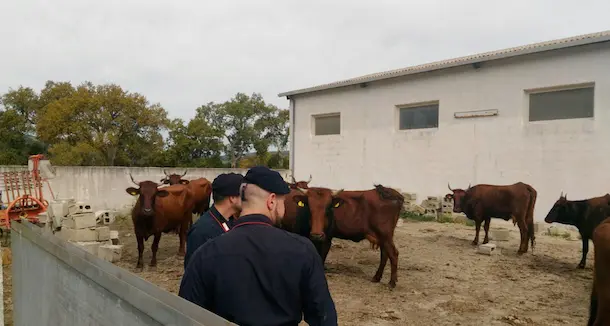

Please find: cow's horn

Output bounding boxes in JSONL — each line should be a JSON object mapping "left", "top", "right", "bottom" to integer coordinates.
{"left": 332, "top": 189, "right": 343, "bottom": 195}
{"left": 163, "top": 169, "right": 169, "bottom": 176}
{"left": 129, "top": 173, "right": 139, "bottom": 186}
{"left": 291, "top": 175, "right": 297, "bottom": 183}
{"left": 307, "top": 174, "right": 312, "bottom": 183}
{"left": 297, "top": 187, "right": 308, "bottom": 194}
{"left": 181, "top": 169, "right": 187, "bottom": 177}
{"left": 448, "top": 183, "right": 453, "bottom": 191}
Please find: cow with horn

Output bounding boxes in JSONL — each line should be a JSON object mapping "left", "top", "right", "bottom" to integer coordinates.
{"left": 160, "top": 169, "right": 189, "bottom": 185}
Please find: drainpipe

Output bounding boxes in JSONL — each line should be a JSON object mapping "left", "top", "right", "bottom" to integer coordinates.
{"left": 288, "top": 96, "right": 296, "bottom": 175}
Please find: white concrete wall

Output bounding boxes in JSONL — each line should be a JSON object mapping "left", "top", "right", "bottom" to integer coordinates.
{"left": 291, "top": 42, "right": 610, "bottom": 221}
{"left": 0, "top": 166, "right": 290, "bottom": 212}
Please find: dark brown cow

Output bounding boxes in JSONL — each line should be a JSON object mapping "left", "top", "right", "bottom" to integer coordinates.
{"left": 160, "top": 169, "right": 188, "bottom": 185}
{"left": 446, "top": 182, "right": 537, "bottom": 254}
{"left": 588, "top": 208, "right": 610, "bottom": 326}
{"left": 287, "top": 175, "right": 312, "bottom": 189}
{"left": 291, "top": 185, "right": 404, "bottom": 288}
{"left": 126, "top": 174, "right": 194, "bottom": 271}
{"left": 544, "top": 193, "right": 610, "bottom": 268}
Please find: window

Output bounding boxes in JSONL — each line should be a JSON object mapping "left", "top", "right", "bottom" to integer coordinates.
{"left": 528, "top": 86, "right": 594, "bottom": 122}
{"left": 398, "top": 102, "right": 439, "bottom": 130}
{"left": 313, "top": 113, "right": 340, "bottom": 135}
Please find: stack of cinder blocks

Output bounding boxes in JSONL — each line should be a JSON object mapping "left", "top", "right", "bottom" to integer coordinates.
{"left": 441, "top": 196, "right": 454, "bottom": 215}
{"left": 421, "top": 196, "right": 442, "bottom": 217}
{"left": 402, "top": 192, "right": 425, "bottom": 214}
{"left": 51, "top": 200, "right": 123, "bottom": 263}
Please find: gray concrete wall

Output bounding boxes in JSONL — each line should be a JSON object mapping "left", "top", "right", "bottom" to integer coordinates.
{"left": 10, "top": 220, "right": 237, "bottom": 326}
{"left": 0, "top": 165, "right": 291, "bottom": 212}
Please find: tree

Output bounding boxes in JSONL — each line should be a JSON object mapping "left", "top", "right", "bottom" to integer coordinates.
{"left": 160, "top": 117, "right": 224, "bottom": 167}
{"left": 195, "top": 92, "right": 279, "bottom": 168}
{"left": 35, "top": 82, "right": 169, "bottom": 166}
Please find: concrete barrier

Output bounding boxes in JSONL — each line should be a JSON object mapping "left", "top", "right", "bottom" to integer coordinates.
{"left": 10, "top": 220, "right": 237, "bottom": 326}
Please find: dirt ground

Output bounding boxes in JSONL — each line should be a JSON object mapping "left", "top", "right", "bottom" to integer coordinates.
{"left": 111, "top": 216, "right": 593, "bottom": 326}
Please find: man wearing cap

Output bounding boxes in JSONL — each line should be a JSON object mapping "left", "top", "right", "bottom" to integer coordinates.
{"left": 179, "top": 166, "right": 337, "bottom": 326}
{"left": 183, "top": 172, "right": 244, "bottom": 269}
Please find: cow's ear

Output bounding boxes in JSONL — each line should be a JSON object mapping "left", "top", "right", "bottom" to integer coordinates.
{"left": 126, "top": 187, "right": 140, "bottom": 196}
{"left": 156, "top": 190, "right": 170, "bottom": 197}
{"left": 293, "top": 195, "right": 308, "bottom": 207}
{"left": 331, "top": 197, "right": 344, "bottom": 208}
{"left": 180, "top": 179, "right": 190, "bottom": 185}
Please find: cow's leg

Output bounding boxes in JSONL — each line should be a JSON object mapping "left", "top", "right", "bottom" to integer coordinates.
{"left": 320, "top": 238, "right": 332, "bottom": 264}
{"left": 372, "top": 243, "right": 388, "bottom": 284}
{"left": 482, "top": 217, "right": 491, "bottom": 244}
{"left": 588, "top": 278, "right": 597, "bottom": 326}
{"left": 516, "top": 212, "right": 528, "bottom": 254}
{"left": 178, "top": 218, "right": 189, "bottom": 257}
{"left": 150, "top": 232, "right": 162, "bottom": 269}
{"left": 386, "top": 241, "right": 399, "bottom": 289}
{"left": 136, "top": 232, "right": 144, "bottom": 272}
{"left": 472, "top": 219, "right": 482, "bottom": 246}
{"left": 579, "top": 233, "right": 589, "bottom": 269}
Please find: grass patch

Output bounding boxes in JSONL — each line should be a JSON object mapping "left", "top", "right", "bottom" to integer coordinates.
{"left": 400, "top": 211, "right": 475, "bottom": 227}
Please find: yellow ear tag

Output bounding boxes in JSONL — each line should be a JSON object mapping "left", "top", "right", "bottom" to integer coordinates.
{"left": 334, "top": 202, "right": 340, "bottom": 208}
{"left": 130, "top": 191, "right": 138, "bottom": 196}
{"left": 297, "top": 201, "right": 305, "bottom": 207}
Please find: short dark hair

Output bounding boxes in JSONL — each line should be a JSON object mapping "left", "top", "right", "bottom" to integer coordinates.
{"left": 212, "top": 192, "right": 226, "bottom": 203}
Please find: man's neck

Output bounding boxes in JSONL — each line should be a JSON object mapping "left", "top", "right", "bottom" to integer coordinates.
{"left": 214, "top": 203, "right": 235, "bottom": 221}
{"left": 239, "top": 209, "right": 275, "bottom": 223}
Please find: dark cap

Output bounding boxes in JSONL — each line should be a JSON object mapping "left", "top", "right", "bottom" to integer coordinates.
{"left": 212, "top": 173, "right": 244, "bottom": 197}
{"left": 243, "top": 166, "right": 290, "bottom": 195}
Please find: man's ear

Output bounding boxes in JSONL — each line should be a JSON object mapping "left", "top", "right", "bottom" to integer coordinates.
{"left": 293, "top": 195, "right": 308, "bottom": 207}
{"left": 331, "top": 197, "right": 344, "bottom": 208}
{"left": 126, "top": 187, "right": 140, "bottom": 196}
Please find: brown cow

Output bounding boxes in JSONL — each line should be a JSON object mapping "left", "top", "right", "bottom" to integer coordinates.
{"left": 446, "top": 182, "right": 537, "bottom": 254}
{"left": 287, "top": 174, "right": 312, "bottom": 189}
{"left": 186, "top": 177, "right": 213, "bottom": 215}
{"left": 292, "top": 185, "right": 404, "bottom": 288}
{"left": 160, "top": 169, "right": 188, "bottom": 185}
{"left": 588, "top": 208, "right": 610, "bottom": 326}
{"left": 126, "top": 174, "right": 194, "bottom": 271}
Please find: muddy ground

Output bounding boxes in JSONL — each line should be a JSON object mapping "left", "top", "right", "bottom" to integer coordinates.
{"left": 111, "top": 216, "right": 593, "bottom": 326}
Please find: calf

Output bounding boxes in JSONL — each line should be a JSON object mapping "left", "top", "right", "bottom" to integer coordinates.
{"left": 447, "top": 182, "right": 537, "bottom": 254}
{"left": 588, "top": 207, "right": 610, "bottom": 326}
{"left": 292, "top": 185, "right": 404, "bottom": 288}
{"left": 287, "top": 175, "right": 312, "bottom": 189}
{"left": 543, "top": 193, "right": 610, "bottom": 268}
{"left": 160, "top": 169, "right": 188, "bottom": 185}
{"left": 126, "top": 174, "right": 194, "bottom": 271}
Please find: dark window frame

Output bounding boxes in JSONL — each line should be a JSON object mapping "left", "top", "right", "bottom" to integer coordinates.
{"left": 312, "top": 113, "right": 341, "bottom": 136}
{"left": 397, "top": 101, "right": 440, "bottom": 130}
{"left": 527, "top": 84, "right": 595, "bottom": 122}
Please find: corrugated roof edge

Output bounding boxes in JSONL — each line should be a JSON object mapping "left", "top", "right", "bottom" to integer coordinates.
{"left": 278, "top": 30, "right": 610, "bottom": 98}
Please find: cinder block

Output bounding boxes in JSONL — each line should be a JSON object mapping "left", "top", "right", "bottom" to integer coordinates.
{"left": 402, "top": 192, "right": 417, "bottom": 201}
{"left": 533, "top": 223, "right": 541, "bottom": 234}
{"left": 478, "top": 243, "right": 497, "bottom": 255}
{"left": 56, "top": 227, "right": 98, "bottom": 242}
{"left": 96, "top": 226, "right": 110, "bottom": 241}
{"left": 63, "top": 212, "right": 97, "bottom": 229}
{"left": 74, "top": 241, "right": 102, "bottom": 255}
{"left": 98, "top": 244, "right": 123, "bottom": 263}
{"left": 490, "top": 229, "right": 510, "bottom": 241}
{"left": 69, "top": 202, "right": 93, "bottom": 215}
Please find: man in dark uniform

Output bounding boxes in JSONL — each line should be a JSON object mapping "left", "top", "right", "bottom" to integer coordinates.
{"left": 183, "top": 172, "right": 244, "bottom": 269}
{"left": 179, "top": 166, "right": 338, "bottom": 326}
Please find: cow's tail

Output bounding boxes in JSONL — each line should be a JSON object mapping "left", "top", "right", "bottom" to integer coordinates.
{"left": 524, "top": 184, "right": 538, "bottom": 252}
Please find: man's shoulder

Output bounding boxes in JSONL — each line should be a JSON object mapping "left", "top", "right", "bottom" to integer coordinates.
{"left": 267, "top": 227, "right": 318, "bottom": 255}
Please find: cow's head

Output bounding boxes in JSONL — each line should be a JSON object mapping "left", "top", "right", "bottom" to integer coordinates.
{"left": 160, "top": 169, "right": 189, "bottom": 185}
{"left": 126, "top": 173, "right": 170, "bottom": 217}
{"left": 446, "top": 183, "right": 471, "bottom": 213}
{"left": 288, "top": 174, "right": 312, "bottom": 189}
{"left": 544, "top": 192, "right": 572, "bottom": 224}
{"left": 291, "top": 187, "right": 341, "bottom": 241}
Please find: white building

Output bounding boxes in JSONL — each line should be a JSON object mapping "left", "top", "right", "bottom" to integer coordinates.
{"left": 278, "top": 30, "right": 610, "bottom": 220}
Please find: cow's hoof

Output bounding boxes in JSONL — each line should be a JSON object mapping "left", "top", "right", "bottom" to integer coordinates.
{"left": 177, "top": 251, "right": 186, "bottom": 257}
{"left": 388, "top": 281, "right": 397, "bottom": 289}
{"left": 517, "top": 250, "right": 526, "bottom": 255}
{"left": 149, "top": 265, "right": 157, "bottom": 272}
{"left": 371, "top": 275, "right": 382, "bottom": 283}
{"left": 471, "top": 241, "right": 478, "bottom": 246}
{"left": 135, "top": 266, "right": 143, "bottom": 273}
{"left": 482, "top": 240, "right": 489, "bottom": 244}
{"left": 577, "top": 264, "right": 585, "bottom": 269}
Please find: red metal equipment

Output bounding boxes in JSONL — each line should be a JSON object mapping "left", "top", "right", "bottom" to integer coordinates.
{"left": 0, "top": 154, "right": 54, "bottom": 229}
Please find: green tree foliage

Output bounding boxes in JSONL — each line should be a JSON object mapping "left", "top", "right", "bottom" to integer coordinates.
{"left": 0, "top": 83, "right": 290, "bottom": 168}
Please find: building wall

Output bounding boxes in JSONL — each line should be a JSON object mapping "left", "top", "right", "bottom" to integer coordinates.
{"left": 0, "top": 166, "right": 290, "bottom": 212}
{"left": 291, "top": 42, "right": 610, "bottom": 221}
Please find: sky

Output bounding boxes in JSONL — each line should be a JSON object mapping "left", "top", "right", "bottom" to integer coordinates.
{"left": 1, "top": 0, "right": 609, "bottom": 123}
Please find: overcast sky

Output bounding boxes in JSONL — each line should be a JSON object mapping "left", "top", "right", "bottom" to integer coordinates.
{"left": 1, "top": 0, "right": 609, "bottom": 122}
